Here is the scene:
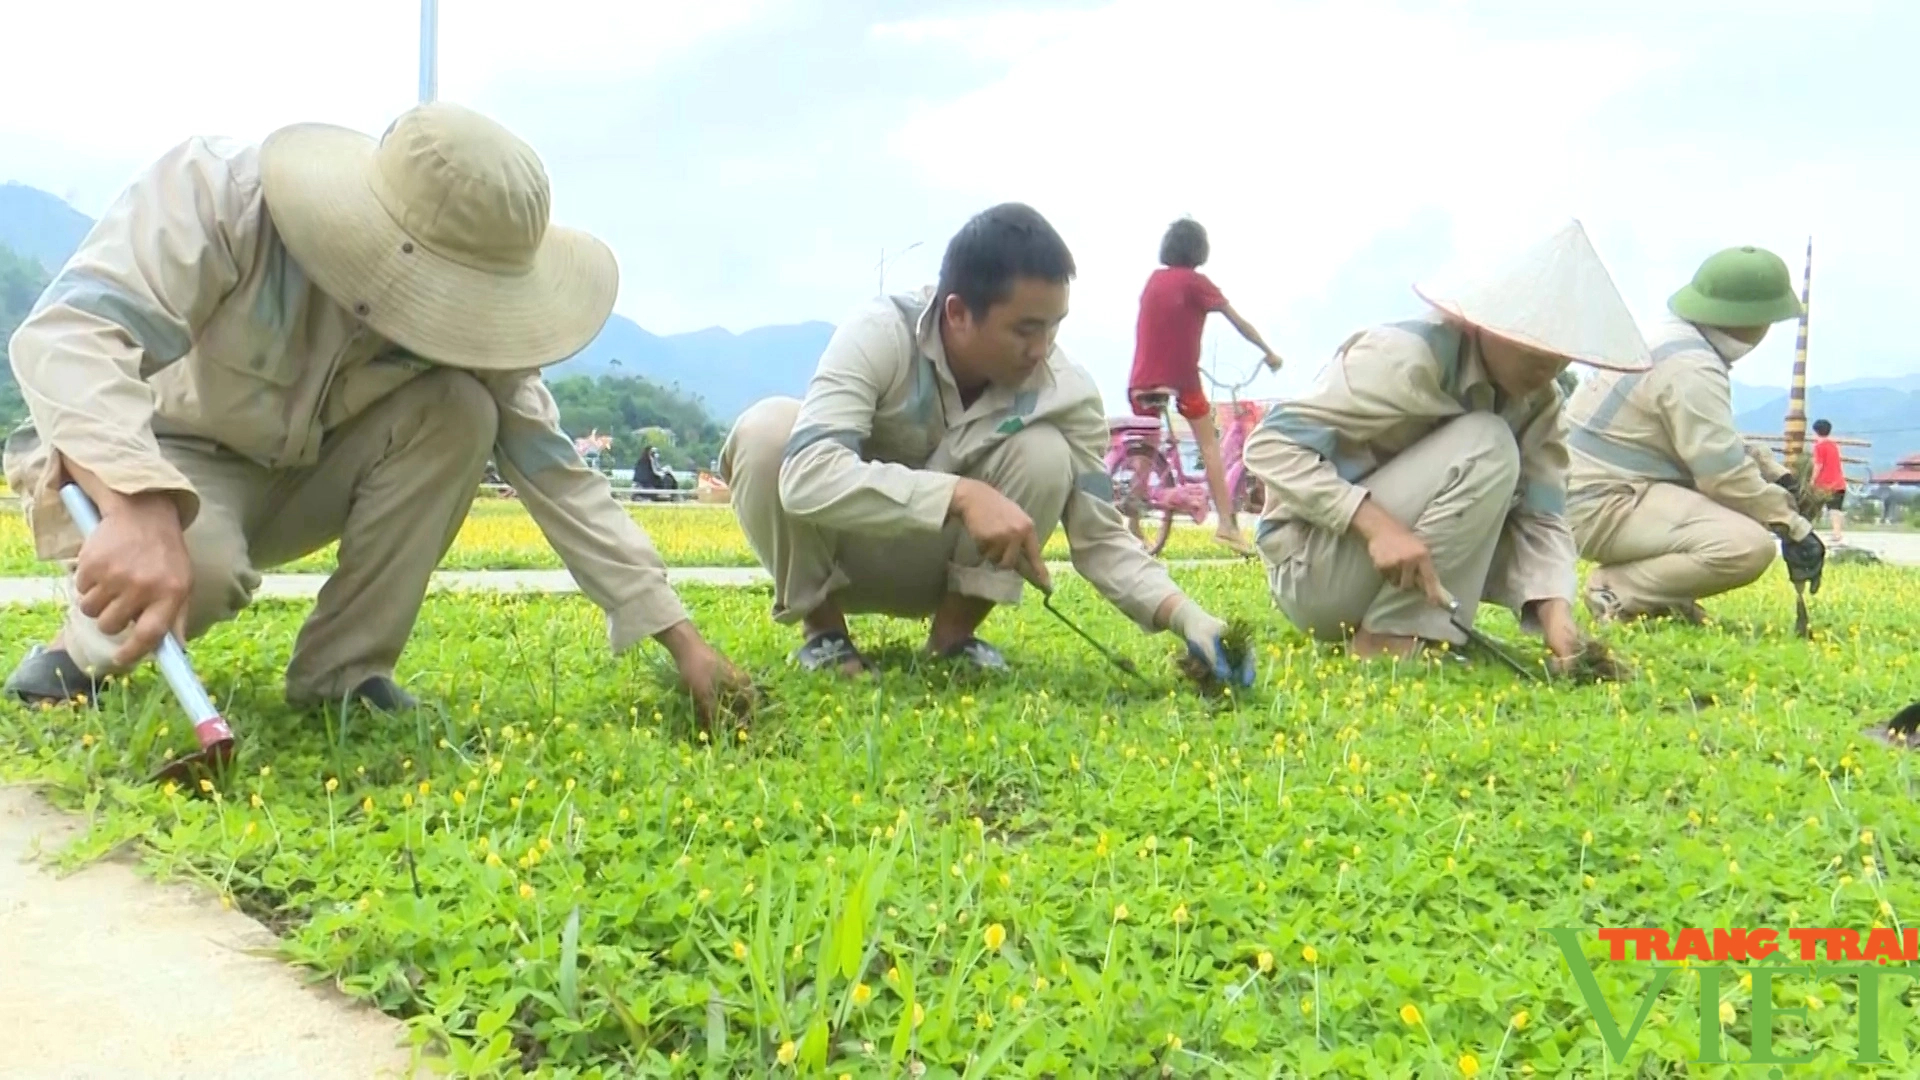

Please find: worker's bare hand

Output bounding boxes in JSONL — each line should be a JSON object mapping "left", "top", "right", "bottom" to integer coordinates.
{"left": 1366, "top": 525, "right": 1446, "bottom": 608}
{"left": 660, "top": 623, "right": 758, "bottom": 729}
{"left": 73, "top": 492, "right": 191, "bottom": 666}
{"left": 1533, "top": 598, "right": 1582, "bottom": 660}
{"left": 951, "top": 479, "right": 1050, "bottom": 592}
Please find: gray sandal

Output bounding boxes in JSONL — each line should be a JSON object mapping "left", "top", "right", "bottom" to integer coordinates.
{"left": 795, "top": 631, "right": 869, "bottom": 672}
{"left": 934, "top": 637, "right": 1009, "bottom": 671}
{"left": 3, "top": 645, "right": 107, "bottom": 706}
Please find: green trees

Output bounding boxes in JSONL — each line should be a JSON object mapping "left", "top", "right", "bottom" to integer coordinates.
{"left": 0, "top": 242, "right": 49, "bottom": 433}
{"left": 545, "top": 373, "right": 725, "bottom": 473}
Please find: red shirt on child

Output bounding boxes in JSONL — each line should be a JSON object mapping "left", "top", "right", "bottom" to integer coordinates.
{"left": 1813, "top": 438, "right": 1844, "bottom": 492}
{"left": 1128, "top": 267, "right": 1228, "bottom": 419}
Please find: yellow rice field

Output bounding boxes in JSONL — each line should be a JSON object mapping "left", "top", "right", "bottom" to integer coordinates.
{"left": 0, "top": 496, "right": 1236, "bottom": 576}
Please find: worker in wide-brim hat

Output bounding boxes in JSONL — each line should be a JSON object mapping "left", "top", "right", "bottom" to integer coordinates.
{"left": 1564, "top": 244, "right": 1826, "bottom": 626}
{"left": 3, "top": 102, "right": 753, "bottom": 723}
{"left": 1243, "top": 219, "right": 1649, "bottom": 675}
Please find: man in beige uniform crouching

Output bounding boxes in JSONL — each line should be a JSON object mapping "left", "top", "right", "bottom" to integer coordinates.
{"left": 1244, "top": 221, "right": 1650, "bottom": 670}
{"left": 3, "top": 102, "right": 751, "bottom": 722}
{"left": 720, "top": 203, "right": 1246, "bottom": 682}
{"left": 1564, "top": 244, "right": 1826, "bottom": 624}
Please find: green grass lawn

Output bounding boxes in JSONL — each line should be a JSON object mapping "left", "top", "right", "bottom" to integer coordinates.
{"left": 4, "top": 562, "right": 1919, "bottom": 1077}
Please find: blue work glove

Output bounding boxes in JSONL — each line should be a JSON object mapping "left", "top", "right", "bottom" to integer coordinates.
{"left": 1168, "top": 599, "right": 1254, "bottom": 687}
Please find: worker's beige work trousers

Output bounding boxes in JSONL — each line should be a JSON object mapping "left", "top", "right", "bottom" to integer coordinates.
{"left": 1571, "top": 482, "right": 1777, "bottom": 616}
{"left": 59, "top": 369, "right": 498, "bottom": 703}
{"left": 1262, "top": 413, "right": 1520, "bottom": 645}
{"left": 720, "top": 396, "right": 1070, "bottom": 624}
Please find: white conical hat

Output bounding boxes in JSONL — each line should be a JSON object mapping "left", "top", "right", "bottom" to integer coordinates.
{"left": 1412, "top": 219, "right": 1653, "bottom": 373}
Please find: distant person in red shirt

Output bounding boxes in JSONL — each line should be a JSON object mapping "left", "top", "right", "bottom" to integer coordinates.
{"left": 1811, "top": 418, "right": 1847, "bottom": 542}
{"left": 1128, "top": 218, "right": 1283, "bottom": 556}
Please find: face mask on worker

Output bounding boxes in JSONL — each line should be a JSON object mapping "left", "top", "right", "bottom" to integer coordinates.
{"left": 1700, "top": 325, "right": 1760, "bottom": 363}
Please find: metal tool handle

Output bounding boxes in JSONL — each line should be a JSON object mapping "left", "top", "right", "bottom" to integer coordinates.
{"left": 58, "top": 483, "right": 227, "bottom": 732}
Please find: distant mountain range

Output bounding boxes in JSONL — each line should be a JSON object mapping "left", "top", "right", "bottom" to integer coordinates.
{"left": 0, "top": 182, "right": 827, "bottom": 423}
{"left": 545, "top": 318, "right": 831, "bottom": 423}
{"left": 0, "top": 183, "right": 95, "bottom": 273}
{"left": 4, "top": 180, "right": 1917, "bottom": 467}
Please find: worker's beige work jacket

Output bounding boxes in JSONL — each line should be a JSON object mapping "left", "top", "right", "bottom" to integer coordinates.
{"left": 3, "top": 135, "right": 688, "bottom": 651}
{"left": 777, "top": 287, "right": 1182, "bottom": 630}
{"left": 1563, "top": 315, "right": 1812, "bottom": 547}
{"left": 1243, "top": 315, "right": 1578, "bottom": 622}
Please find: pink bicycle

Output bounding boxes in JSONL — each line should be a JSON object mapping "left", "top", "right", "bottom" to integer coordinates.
{"left": 1105, "top": 366, "right": 1268, "bottom": 556}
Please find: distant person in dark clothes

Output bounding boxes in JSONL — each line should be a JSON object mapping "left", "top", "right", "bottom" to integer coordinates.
{"left": 1812, "top": 419, "right": 1846, "bottom": 542}
{"left": 631, "top": 447, "right": 678, "bottom": 501}
{"left": 1126, "top": 218, "right": 1284, "bottom": 557}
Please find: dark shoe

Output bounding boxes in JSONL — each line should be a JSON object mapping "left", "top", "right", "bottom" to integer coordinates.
{"left": 933, "top": 637, "right": 1009, "bottom": 671}
{"left": 4, "top": 645, "right": 108, "bottom": 706}
{"left": 291, "top": 675, "right": 420, "bottom": 713}
{"left": 351, "top": 676, "right": 419, "bottom": 712}
{"left": 794, "top": 631, "right": 869, "bottom": 673}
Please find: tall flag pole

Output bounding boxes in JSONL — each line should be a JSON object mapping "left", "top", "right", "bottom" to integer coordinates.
{"left": 1783, "top": 235, "right": 1812, "bottom": 461}
{"left": 419, "top": 0, "right": 440, "bottom": 104}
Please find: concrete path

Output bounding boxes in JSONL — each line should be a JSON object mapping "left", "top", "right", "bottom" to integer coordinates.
{"left": 0, "top": 786, "right": 425, "bottom": 1080}
{"left": 1, "top": 536, "right": 1914, "bottom": 609}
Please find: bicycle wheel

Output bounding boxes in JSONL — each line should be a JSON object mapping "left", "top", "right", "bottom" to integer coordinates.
{"left": 1109, "top": 443, "right": 1175, "bottom": 556}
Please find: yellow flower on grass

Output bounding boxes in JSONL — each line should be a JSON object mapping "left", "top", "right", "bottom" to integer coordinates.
{"left": 1302, "top": 945, "right": 1318, "bottom": 964}
{"left": 1720, "top": 1000, "right": 1736, "bottom": 1025}
{"left": 851, "top": 982, "right": 872, "bottom": 1006}
{"left": 1459, "top": 1053, "right": 1480, "bottom": 1077}
{"left": 1172, "top": 904, "right": 1190, "bottom": 926}
{"left": 1401, "top": 1003, "right": 1422, "bottom": 1026}
{"left": 518, "top": 882, "right": 534, "bottom": 899}
{"left": 984, "top": 923, "right": 1007, "bottom": 950}
{"left": 776, "top": 1040, "right": 796, "bottom": 1066}
{"left": 732, "top": 941, "right": 748, "bottom": 960}
{"left": 1257, "top": 950, "right": 1274, "bottom": 973}
{"left": 1511, "top": 1009, "right": 1529, "bottom": 1030}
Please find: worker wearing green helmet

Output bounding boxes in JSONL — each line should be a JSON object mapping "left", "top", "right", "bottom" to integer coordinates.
{"left": 1560, "top": 245, "right": 1826, "bottom": 625}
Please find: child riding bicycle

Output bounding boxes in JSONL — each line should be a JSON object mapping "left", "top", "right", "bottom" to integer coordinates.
{"left": 1127, "top": 217, "right": 1283, "bottom": 557}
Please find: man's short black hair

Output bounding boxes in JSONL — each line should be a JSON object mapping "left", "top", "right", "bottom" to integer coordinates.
{"left": 1159, "top": 218, "right": 1209, "bottom": 268}
{"left": 935, "top": 203, "right": 1076, "bottom": 320}
{"left": 1814, "top": 419, "right": 1833, "bottom": 436}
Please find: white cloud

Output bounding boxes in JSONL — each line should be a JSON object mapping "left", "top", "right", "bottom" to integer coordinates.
{"left": 876, "top": 0, "right": 1905, "bottom": 402}
{"left": 0, "top": 0, "right": 773, "bottom": 210}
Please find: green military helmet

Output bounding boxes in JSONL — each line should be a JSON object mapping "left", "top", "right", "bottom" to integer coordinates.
{"left": 1668, "top": 245, "right": 1805, "bottom": 328}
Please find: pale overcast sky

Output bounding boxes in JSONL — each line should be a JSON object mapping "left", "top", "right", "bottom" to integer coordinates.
{"left": 2, "top": 0, "right": 1912, "bottom": 408}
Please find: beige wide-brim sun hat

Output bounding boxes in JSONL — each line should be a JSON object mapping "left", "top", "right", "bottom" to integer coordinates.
{"left": 260, "top": 102, "right": 619, "bottom": 371}
{"left": 1412, "top": 219, "right": 1653, "bottom": 374}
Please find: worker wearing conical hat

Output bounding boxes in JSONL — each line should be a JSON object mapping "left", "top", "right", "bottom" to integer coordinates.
{"left": 3, "top": 103, "right": 753, "bottom": 723}
{"left": 1564, "top": 245, "right": 1825, "bottom": 624}
{"left": 1243, "top": 220, "right": 1650, "bottom": 671}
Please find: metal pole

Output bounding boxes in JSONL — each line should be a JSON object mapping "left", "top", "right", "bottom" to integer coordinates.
{"left": 418, "top": 0, "right": 440, "bottom": 104}
{"left": 1784, "top": 235, "right": 1812, "bottom": 461}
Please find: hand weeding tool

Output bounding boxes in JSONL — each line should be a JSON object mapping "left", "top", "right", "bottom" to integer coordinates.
{"left": 59, "top": 483, "right": 236, "bottom": 784}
